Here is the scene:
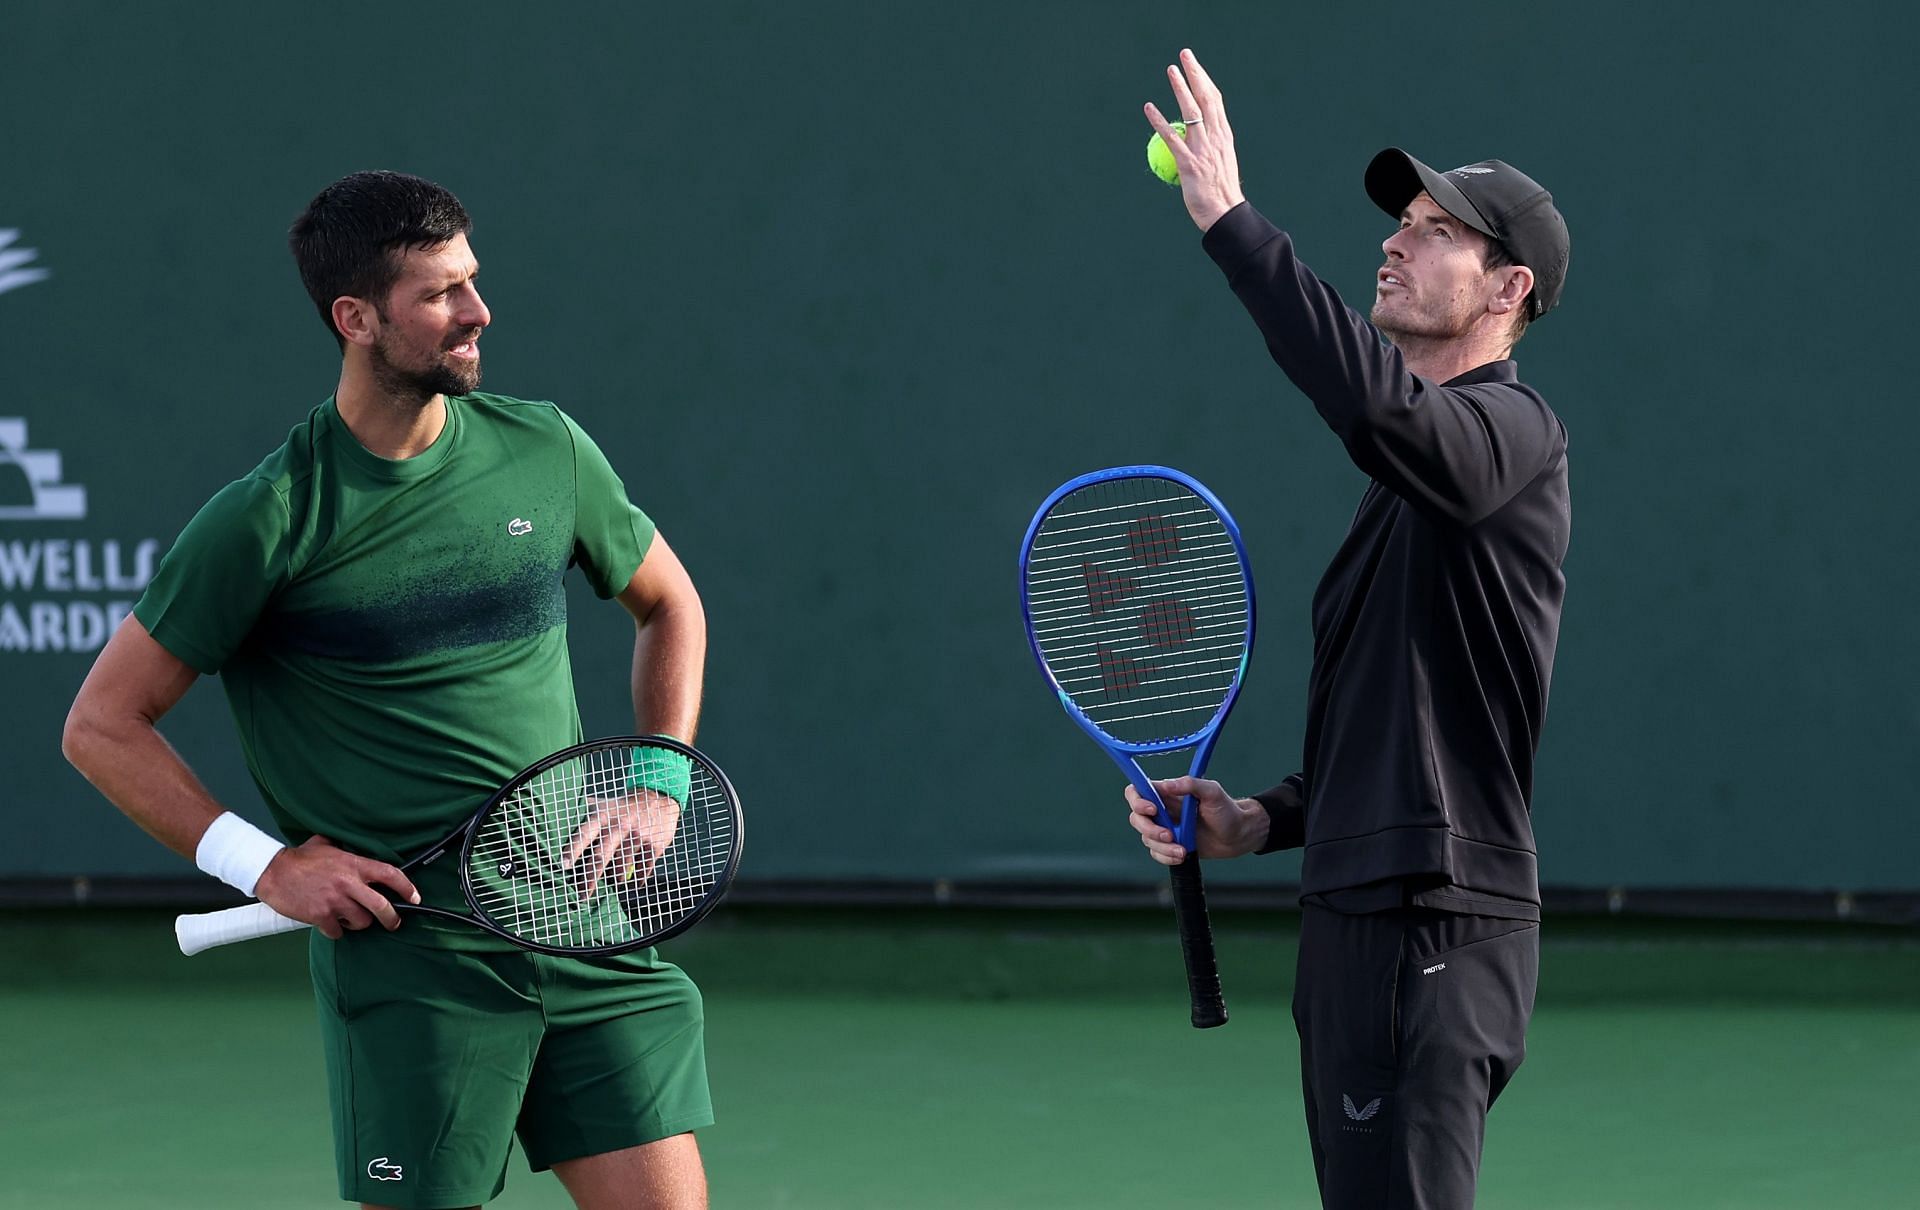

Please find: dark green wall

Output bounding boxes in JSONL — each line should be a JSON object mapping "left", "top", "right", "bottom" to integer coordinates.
{"left": 4, "top": 2, "right": 1914, "bottom": 891}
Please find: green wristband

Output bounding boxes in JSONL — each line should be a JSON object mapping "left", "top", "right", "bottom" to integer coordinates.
{"left": 626, "top": 747, "right": 692, "bottom": 803}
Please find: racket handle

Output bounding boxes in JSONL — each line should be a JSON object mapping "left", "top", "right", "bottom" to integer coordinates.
{"left": 1169, "top": 858, "right": 1228, "bottom": 1029}
{"left": 175, "top": 901, "right": 308, "bottom": 956}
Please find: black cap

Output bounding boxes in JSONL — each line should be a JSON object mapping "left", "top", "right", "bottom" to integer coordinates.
{"left": 1364, "top": 148, "right": 1570, "bottom": 320}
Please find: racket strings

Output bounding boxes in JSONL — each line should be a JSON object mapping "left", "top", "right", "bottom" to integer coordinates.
{"left": 464, "top": 744, "right": 737, "bottom": 951}
{"left": 1026, "top": 478, "right": 1251, "bottom": 745}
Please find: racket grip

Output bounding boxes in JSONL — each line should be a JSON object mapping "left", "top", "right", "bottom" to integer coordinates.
{"left": 1169, "top": 858, "right": 1228, "bottom": 1029}
{"left": 175, "top": 901, "right": 308, "bottom": 956}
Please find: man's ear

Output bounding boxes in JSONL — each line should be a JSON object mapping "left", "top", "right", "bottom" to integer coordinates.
{"left": 1488, "top": 265, "right": 1535, "bottom": 317}
{"left": 331, "top": 295, "right": 380, "bottom": 348}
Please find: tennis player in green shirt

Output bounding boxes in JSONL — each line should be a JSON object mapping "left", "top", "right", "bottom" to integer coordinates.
{"left": 64, "top": 171, "right": 713, "bottom": 1210}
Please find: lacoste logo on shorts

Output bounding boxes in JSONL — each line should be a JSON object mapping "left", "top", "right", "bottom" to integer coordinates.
{"left": 507, "top": 517, "right": 533, "bottom": 536}
{"left": 367, "top": 1157, "right": 404, "bottom": 1182}
{"left": 1343, "top": 1094, "right": 1382, "bottom": 1122}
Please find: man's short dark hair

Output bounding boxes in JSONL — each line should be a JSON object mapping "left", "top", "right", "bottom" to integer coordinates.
{"left": 1481, "top": 241, "right": 1532, "bottom": 347}
{"left": 288, "top": 171, "right": 471, "bottom": 348}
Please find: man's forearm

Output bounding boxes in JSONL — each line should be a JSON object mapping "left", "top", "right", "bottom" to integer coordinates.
{"left": 630, "top": 595, "right": 706, "bottom": 742}
{"left": 61, "top": 712, "right": 233, "bottom": 859}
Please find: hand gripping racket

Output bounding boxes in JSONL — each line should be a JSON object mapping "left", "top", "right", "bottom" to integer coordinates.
{"left": 1019, "top": 466, "right": 1255, "bottom": 1028}
{"left": 175, "top": 735, "right": 744, "bottom": 957}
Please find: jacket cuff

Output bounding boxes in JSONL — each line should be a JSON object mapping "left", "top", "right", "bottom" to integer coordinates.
{"left": 1251, "top": 774, "right": 1307, "bottom": 854}
{"left": 1200, "top": 201, "right": 1284, "bottom": 281}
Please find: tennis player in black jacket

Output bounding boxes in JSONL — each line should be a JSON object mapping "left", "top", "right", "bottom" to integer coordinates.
{"left": 1125, "top": 49, "right": 1573, "bottom": 1210}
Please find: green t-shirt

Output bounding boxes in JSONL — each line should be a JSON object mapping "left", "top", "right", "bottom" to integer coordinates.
{"left": 136, "top": 393, "right": 654, "bottom": 931}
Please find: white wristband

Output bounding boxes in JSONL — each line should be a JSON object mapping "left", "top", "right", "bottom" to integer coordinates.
{"left": 194, "top": 811, "right": 286, "bottom": 897}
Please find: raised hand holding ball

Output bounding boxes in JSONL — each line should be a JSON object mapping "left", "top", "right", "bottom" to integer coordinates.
{"left": 1146, "top": 121, "right": 1188, "bottom": 185}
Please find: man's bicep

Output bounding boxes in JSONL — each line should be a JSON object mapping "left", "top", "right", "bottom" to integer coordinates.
{"left": 71, "top": 615, "right": 201, "bottom": 728}
{"left": 616, "top": 532, "right": 698, "bottom": 623}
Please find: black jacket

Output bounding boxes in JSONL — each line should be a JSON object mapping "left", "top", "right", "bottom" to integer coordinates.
{"left": 1202, "top": 203, "right": 1570, "bottom": 908}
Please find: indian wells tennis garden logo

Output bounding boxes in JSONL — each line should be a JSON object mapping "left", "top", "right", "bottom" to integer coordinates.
{"left": 0, "top": 417, "right": 160, "bottom": 653}
{"left": 0, "top": 234, "right": 139, "bottom": 651}
{"left": 0, "top": 229, "right": 50, "bottom": 297}
{"left": 0, "top": 417, "right": 86, "bottom": 520}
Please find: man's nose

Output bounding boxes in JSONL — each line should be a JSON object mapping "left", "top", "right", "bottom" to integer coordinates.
{"left": 457, "top": 285, "right": 491, "bottom": 329}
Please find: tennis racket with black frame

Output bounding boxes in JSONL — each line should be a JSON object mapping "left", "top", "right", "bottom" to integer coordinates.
{"left": 174, "top": 735, "right": 743, "bottom": 957}
{"left": 1019, "top": 465, "right": 1256, "bottom": 1029}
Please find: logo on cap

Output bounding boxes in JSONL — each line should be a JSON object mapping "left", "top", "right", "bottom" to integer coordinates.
{"left": 1450, "top": 167, "right": 1495, "bottom": 176}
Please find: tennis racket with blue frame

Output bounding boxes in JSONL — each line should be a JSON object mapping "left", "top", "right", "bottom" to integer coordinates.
{"left": 1019, "top": 465, "right": 1255, "bottom": 1028}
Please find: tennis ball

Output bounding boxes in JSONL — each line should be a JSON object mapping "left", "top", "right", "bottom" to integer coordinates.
{"left": 1146, "top": 121, "right": 1188, "bottom": 186}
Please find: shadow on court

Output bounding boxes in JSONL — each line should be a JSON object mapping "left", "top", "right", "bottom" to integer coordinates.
{"left": 1, "top": 908, "right": 1914, "bottom": 1209}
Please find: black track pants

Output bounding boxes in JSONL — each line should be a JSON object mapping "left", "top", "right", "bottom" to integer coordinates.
{"left": 1293, "top": 905, "right": 1539, "bottom": 1209}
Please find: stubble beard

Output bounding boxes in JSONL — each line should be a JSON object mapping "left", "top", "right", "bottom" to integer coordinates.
{"left": 370, "top": 332, "right": 482, "bottom": 406}
{"left": 1372, "top": 293, "right": 1476, "bottom": 357}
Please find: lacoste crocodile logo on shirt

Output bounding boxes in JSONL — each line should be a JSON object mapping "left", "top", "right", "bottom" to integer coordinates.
{"left": 507, "top": 517, "right": 533, "bottom": 536}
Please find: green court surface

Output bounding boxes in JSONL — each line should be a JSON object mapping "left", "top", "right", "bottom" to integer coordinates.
{"left": 1, "top": 908, "right": 1915, "bottom": 1208}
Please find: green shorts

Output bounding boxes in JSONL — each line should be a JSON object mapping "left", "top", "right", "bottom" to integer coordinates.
{"left": 310, "top": 926, "right": 712, "bottom": 1208}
